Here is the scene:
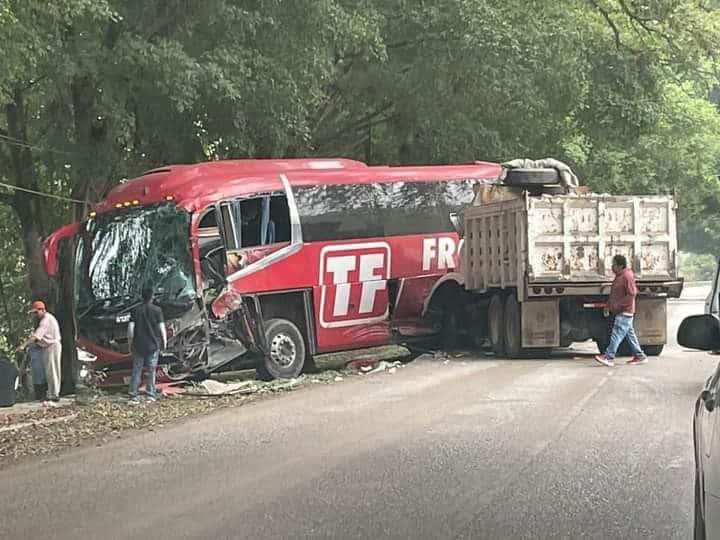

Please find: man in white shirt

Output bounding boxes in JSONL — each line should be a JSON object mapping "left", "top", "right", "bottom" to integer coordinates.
{"left": 19, "top": 301, "right": 62, "bottom": 407}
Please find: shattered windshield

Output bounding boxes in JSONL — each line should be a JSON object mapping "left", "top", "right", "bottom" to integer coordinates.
{"left": 75, "top": 203, "right": 194, "bottom": 309}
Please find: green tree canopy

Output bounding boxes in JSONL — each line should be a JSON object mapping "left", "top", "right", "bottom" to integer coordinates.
{"left": 0, "top": 0, "right": 720, "bottom": 356}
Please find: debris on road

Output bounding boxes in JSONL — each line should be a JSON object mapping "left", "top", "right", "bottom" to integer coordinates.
{"left": 184, "top": 379, "right": 258, "bottom": 397}
{"left": 360, "top": 360, "right": 404, "bottom": 375}
{"left": 346, "top": 358, "right": 378, "bottom": 371}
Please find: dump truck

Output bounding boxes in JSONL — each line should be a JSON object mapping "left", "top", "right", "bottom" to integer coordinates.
{"left": 452, "top": 172, "right": 683, "bottom": 357}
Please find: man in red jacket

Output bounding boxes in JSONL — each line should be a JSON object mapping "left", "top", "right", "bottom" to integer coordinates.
{"left": 595, "top": 254, "right": 647, "bottom": 367}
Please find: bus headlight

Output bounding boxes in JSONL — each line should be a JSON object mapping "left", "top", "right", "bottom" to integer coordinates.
{"left": 76, "top": 348, "right": 97, "bottom": 382}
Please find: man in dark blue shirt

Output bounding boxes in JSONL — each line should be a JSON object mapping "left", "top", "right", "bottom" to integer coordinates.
{"left": 127, "top": 288, "right": 166, "bottom": 403}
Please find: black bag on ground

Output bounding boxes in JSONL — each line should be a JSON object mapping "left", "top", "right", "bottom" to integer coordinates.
{"left": 0, "top": 355, "right": 19, "bottom": 407}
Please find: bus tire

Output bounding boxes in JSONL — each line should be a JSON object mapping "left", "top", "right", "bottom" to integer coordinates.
{"left": 504, "top": 293, "right": 522, "bottom": 358}
{"left": 644, "top": 345, "right": 664, "bottom": 357}
{"left": 488, "top": 293, "right": 505, "bottom": 356}
{"left": 257, "top": 318, "right": 306, "bottom": 381}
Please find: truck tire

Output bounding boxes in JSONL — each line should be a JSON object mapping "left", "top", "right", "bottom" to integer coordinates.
{"left": 643, "top": 345, "right": 664, "bottom": 357}
{"left": 256, "top": 318, "right": 306, "bottom": 381}
{"left": 504, "top": 293, "right": 522, "bottom": 358}
{"left": 440, "top": 303, "right": 463, "bottom": 349}
{"left": 595, "top": 318, "right": 632, "bottom": 357}
{"left": 595, "top": 337, "right": 607, "bottom": 355}
{"left": 488, "top": 293, "right": 505, "bottom": 356}
{"left": 504, "top": 168, "right": 560, "bottom": 186}
{"left": 595, "top": 338, "right": 636, "bottom": 357}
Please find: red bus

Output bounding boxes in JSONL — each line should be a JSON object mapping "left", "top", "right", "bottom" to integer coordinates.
{"left": 44, "top": 158, "right": 501, "bottom": 384}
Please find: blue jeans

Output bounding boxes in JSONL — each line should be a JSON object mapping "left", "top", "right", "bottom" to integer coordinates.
{"left": 605, "top": 314, "right": 646, "bottom": 359}
{"left": 129, "top": 351, "right": 159, "bottom": 398}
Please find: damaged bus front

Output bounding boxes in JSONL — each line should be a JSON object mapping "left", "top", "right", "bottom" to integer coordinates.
{"left": 44, "top": 201, "right": 266, "bottom": 387}
{"left": 45, "top": 157, "right": 505, "bottom": 385}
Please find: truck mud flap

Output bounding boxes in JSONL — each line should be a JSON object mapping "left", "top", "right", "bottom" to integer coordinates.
{"left": 634, "top": 298, "right": 667, "bottom": 345}
{"left": 521, "top": 300, "right": 560, "bottom": 348}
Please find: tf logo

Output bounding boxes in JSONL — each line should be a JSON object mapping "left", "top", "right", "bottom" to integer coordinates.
{"left": 319, "top": 242, "right": 391, "bottom": 328}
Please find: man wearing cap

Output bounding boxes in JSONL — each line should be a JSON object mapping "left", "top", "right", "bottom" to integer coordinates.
{"left": 19, "top": 301, "right": 62, "bottom": 406}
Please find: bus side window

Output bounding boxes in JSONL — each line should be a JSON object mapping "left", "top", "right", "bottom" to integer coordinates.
{"left": 198, "top": 208, "right": 226, "bottom": 288}
{"left": 218, "top": 195, "right": 292, "bottom": 274}
{"left": 237, "top": 195, "right": 291, "bottom": 248}
{"left": 268, "top": 195, "right": 291, "bottom": 243}
{"left": 219, "top": 201, "right": 242, "bottom": 250}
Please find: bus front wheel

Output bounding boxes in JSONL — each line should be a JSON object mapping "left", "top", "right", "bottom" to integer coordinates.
{"left": 257, "top": 318, "right": 307, "bottom": 381}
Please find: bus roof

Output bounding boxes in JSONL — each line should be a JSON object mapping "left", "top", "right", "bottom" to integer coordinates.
{"left": 95, "top": 158, "right": 502, "bottom": 213}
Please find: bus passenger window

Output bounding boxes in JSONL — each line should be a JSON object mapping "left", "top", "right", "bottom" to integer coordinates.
{"left": 198, "top": 208, "right": 226, "bottom": 289}
{"left": 219, "top": 194, "right": 292, "bottom": 274}
{"left": 238, "top": 195, "right": 291, "bottom": 248}
{"left": 199, "top": 209, "right": 218, "bottom": 231}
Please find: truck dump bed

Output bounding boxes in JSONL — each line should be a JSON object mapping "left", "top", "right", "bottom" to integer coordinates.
{"left": 463, "top": 190, "right": 679, "bottom": 291}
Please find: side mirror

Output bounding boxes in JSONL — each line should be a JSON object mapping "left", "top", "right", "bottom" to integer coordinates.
{"left": 43, "top": 222, "right": 81, "bottom": 277}
{"left": 677, "top": 314, "right": 720, "bottom": 351}
{"left": 701, "top": 387, "right": 716, "bottom": 412}
{"left": 449, "top": 212, "right": 464, "bottom": 237}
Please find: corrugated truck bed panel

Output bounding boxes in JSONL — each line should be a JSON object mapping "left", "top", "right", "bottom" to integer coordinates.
{"left": 464, "top": 193, "right": 678, "bottom": 289}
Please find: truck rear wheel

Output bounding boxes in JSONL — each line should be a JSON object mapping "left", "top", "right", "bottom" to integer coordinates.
{"left": 488, "top": 293, "right": 505, "bottom": 356}
{"left": 644, "top": 345, "right": 664, "bottom": 357}
{"left": 504, "top": 293, "right": 522, "bottom": 358}
{"left": 440, "top": 304, "right": 463, "bottom": 349}
{"left": 256, "top": 318, "right": 306, "bottom": 381}
{"left": 595, "top": 336, "right": 631, "bottom": 356}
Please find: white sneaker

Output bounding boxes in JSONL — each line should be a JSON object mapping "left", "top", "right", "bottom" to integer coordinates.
{"left": 594, "top": 354, "right": 615, "bottom": 367}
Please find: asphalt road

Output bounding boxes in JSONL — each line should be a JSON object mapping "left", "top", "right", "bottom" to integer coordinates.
{"left": 1, "top": 291, "right": 715, "bottom": 540}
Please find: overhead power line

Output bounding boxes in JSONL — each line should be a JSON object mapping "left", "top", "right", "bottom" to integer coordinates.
{"left": 0, "top": 134, "right": 84, "bottom": 204}
{"left": 0, "top": 133, "right": 73, "bottom": 156}
{"left": 0, "top": 181, "right": 85, "bottom": 205}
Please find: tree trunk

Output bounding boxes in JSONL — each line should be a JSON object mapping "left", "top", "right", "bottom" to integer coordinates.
{"left": 5, "top": 88, "right": 50, "bottom": 301}
{"left": 56, "top": 237, "right": 77, "bottom": 395}
{"left": 14, "top": 199, "right": 50, "bottom": 301}
{"left": 53, "top": 75, "right": 117, "bottom": 394}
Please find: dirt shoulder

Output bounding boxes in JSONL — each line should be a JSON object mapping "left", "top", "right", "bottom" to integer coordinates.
{"left": 0, "top": 346, "right": 410, "bottom": 468}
